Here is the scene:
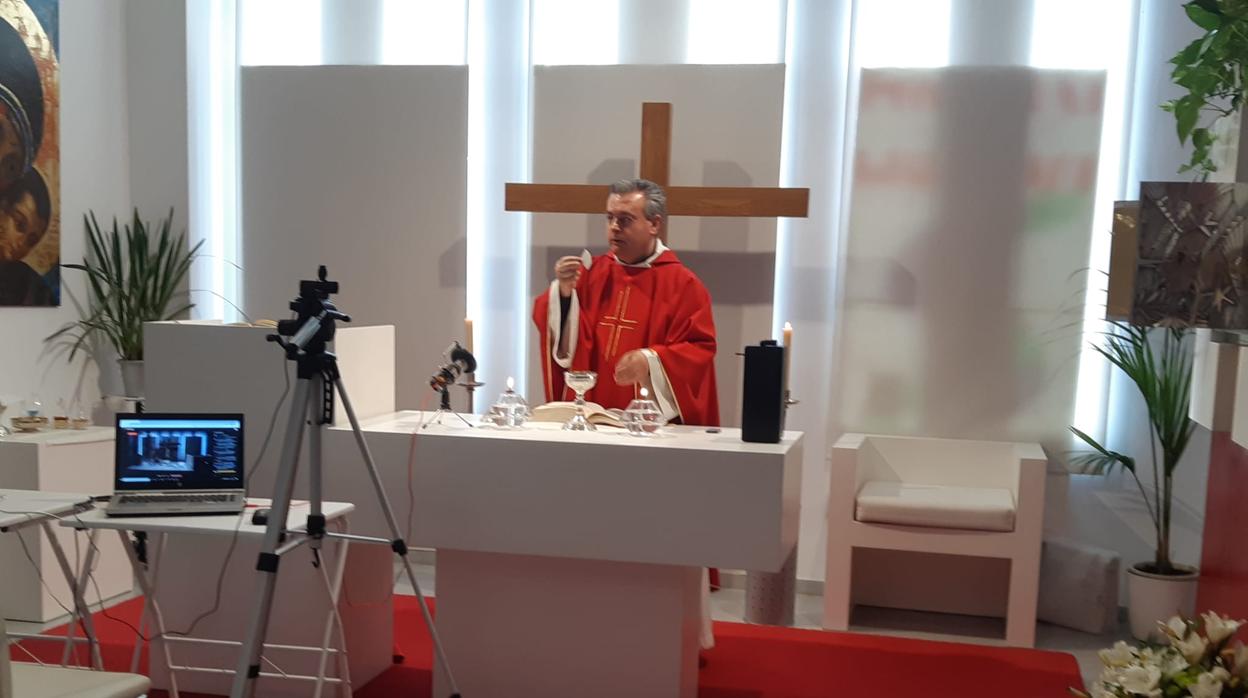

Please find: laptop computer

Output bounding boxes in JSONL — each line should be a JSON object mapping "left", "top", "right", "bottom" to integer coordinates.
{"left": 105, "top": 413, "right": 246, "bottom": 517}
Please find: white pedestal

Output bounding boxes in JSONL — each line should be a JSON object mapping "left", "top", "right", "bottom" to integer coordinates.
{"left": 436, "top": 549, "right": 700, "bottom": 698}
{"left": 332, "top": 414, "right": 803, "bottom": 698}
{"left": 0, "top": 428, "right": 132, "bottom": 623}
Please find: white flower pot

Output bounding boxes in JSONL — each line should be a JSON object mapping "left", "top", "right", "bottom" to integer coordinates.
{"left": 119, "top": 359, "right": 145, "bottom": 399}
{"left": 1126, "top": 562, "right": 1198, "bottom": 641}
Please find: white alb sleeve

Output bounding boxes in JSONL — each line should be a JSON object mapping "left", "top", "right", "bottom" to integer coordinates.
{"left": 640, "top": 348, "right": 680, "bottom": 423}
{"left": 547, "top": 280, "right": 578, "bottom": 369}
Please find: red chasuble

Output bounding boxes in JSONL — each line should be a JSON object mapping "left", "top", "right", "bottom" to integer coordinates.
{"left": 532, "top": 248, "right": 719, "bottom": 426}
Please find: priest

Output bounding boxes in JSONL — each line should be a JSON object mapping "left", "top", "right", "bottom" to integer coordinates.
{"left": 532, "top": 178, "right": 719, "bottom": 427}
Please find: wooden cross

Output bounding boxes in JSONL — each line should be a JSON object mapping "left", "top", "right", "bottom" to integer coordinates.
{"left": 505, "top": 102, "right": 809, "bottom": 240}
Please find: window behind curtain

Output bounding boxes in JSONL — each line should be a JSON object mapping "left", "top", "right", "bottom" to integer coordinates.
{"left": 382, "top": 0, "right": 467, "bottom": 65}
{"left": 685, "top": 0, "right": 786, "bottom": 64}
{"left": 530, "top": 0, "right": 618, "bottom": 65}
{"left": 238, "top": 0, "right": 322, "bottom": 66}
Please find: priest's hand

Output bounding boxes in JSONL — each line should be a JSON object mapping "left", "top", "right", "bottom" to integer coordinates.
{"left": 614, "top": 349, "right": 650, "bottom": 386}
{"left": 554, "top": 256, "right": 582, "bottom": 297}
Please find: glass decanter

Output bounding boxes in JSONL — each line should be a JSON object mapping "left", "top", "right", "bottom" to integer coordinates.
{"left": 624, "top": 387, "right": 663, "bottom": 436}
{"left": 486, "top": 376, "right": 530, "bottom": 428}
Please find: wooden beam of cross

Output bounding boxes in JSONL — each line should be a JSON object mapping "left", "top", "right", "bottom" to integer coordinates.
{"left": 505, "top": 102, "right": 809, "bottom": 241}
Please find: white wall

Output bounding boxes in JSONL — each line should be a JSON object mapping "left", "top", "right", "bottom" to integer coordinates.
{"left": 240, "top": 66, "right": 468, "bottom": 410}
{"left": 0, "top": 0, "right": 133, "bottom": 418}
{"left": 124, "top": 0, "right": 188, "bottom": 240}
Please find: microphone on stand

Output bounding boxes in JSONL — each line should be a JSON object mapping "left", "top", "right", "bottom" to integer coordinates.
{"left": 425, "top": 341, "right": 479, "bottom": 429}
{"left": 429, "top": 342, "right": 477, "bottom": 393}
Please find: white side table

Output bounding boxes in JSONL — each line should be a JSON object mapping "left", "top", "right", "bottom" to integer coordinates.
{"left": 0, "top": 428, "right": 133, "bottom": 623}
{"left": 0, "top": 490, "right": 101, "bottom": 668}
{"left": 67, "top": 499, "right": 364, "bottom": 698}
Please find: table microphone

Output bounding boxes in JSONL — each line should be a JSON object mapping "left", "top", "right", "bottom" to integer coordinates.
{"left": 429, "top": 341, "right": 477, "bottom": 393}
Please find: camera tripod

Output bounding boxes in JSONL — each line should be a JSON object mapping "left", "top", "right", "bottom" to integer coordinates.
{"left": 230, "top": 267, "right": 460, "bottom": 698}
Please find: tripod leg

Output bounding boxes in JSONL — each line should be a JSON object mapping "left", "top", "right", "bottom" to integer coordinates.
{"left": 230, "top": 378, "right": 313, "bottom": 698}
{"left": 333, "top": 376, "right": 462, "bottom": 698}
{"left": 308, "top": 374, "right": 326, "bottom": 543}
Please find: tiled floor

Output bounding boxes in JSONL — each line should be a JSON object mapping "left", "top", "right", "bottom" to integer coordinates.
{"left": 9, "top": 559, "right": 1124, "bottom": 691}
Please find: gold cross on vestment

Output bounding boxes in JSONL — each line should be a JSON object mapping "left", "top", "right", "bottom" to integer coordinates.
{"left": 506, "top": 102, "right": 810, "bottom": 242}
{"left": 599, "top": 287, "right": 639, "bottom": 360}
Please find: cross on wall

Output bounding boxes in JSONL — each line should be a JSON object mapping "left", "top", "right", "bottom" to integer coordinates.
{"left": 505, "top": 102, "right": 810, "bottom": 241}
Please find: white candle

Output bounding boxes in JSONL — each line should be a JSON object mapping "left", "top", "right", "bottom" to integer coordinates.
{"left": 464, "top": 317, "right": 474, "bottom": 355}
{"left": 782, "top": 321, "right": 793, "bottom": 396}
{"left": 506, "top": 376, "right": 515, "bottom": 392}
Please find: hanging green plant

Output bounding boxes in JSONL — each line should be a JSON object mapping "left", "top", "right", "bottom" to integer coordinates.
{"left": 1161, "top": 0, "right": 1247, "bottom": 178}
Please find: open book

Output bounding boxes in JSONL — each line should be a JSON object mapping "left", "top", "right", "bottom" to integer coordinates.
{"left": 530, "top": 401, "right": 625, "bottom": 428}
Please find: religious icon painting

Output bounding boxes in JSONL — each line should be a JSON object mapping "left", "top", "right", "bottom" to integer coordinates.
{"left": 0, "top": 0, "right": 58, "bottom": 306}
{"left": 1132, "top": 182, "right": 1248, "bottom": 330}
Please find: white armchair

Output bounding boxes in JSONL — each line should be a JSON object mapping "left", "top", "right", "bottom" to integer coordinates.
{"left": 822, "top": 433, "right": 1046, "bottom": 646}
{"left": 1, "top": 617, "right": 149, "bottom": 698}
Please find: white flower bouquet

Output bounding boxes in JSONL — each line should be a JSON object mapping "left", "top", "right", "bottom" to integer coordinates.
{"left": 1074, "top": 612, "right": 1248, "bottom": 698}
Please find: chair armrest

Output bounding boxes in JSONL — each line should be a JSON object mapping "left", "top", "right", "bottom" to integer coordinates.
{"left": 832, "top": 433, "right": 867, "bottom": 451}
{"left": 1013, "top": 442, "right": 1048, "bottom": 537}
{"left": 828, "top": 433, "right": 867, "bottom": 523}
{"left": 1014, "top": 442, "right": 1047, "bottom": 464}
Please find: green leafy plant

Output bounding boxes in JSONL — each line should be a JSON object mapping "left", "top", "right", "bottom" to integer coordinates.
{"left": 1162, "top": 0, "right": 1248, "bottom": 178}
{"left": 48, "top": 208, "right": 202, "bottom": 361}
{"left": 1070, "top": 323, "right": 1196, "bottom": 576}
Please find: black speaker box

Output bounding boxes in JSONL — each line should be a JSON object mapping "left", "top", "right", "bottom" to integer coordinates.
{"left": 741, "top": 340, "right": 785, "bottom": 443}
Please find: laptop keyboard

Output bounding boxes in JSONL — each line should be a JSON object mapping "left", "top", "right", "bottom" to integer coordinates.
{"left": 117, "top": 493, "right": 240, "bottom": 504}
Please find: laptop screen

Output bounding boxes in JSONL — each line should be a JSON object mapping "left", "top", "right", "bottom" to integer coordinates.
{"left": 115, "top": 414, "right": 245, "bottom": 491}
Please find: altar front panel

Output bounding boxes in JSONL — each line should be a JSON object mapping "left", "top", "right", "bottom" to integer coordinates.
{"left": 326, "top": 413, "right": 802, "bottom": 572}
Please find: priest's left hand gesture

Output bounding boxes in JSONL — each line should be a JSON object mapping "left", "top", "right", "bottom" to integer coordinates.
{"left": 613, "top": 349, "right": 650, "bottom": 386}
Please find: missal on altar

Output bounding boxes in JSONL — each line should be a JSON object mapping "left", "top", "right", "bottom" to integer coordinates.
{"left": 530, "top": 401, "right": 625, "bottom": 428}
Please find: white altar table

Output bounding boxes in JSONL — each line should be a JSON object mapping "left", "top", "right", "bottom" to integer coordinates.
{"left": 327, "top": 412, "right": 803, "bottom": 698}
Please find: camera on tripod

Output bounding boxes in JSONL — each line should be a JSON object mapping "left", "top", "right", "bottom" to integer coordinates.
{"left": 268, "top": 265, "right": 351, "bottom": 362}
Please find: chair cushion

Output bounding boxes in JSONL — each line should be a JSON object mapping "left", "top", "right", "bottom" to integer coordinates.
{"left": 10, "top": 663, "right": 151, "bottom": 698}
{"left": 855, "top": 480, "right": 1016, "bottom": 532}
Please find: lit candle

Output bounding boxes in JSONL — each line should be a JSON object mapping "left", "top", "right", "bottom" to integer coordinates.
{"left": 782, "top": 322, "right": 793, "bottom": 397}
{"left": 507, "top": 376, "right": 515, "bottom": 392}
{"left": 464, "top": 317, "right": 474, "bottom": 356}
{"left": 640, "top": 387, "right": 649, "bottom": 399}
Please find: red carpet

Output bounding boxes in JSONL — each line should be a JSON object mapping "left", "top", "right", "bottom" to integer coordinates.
{"left": 13, "top": 595, "right": 1083, "bottom": 697}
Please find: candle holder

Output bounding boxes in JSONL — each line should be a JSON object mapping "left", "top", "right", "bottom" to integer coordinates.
{"left": 459, "top": 372, "right": 485, "bottom": 413}
{"left": 782, "top": 389, "right": 799, "bottom": 430}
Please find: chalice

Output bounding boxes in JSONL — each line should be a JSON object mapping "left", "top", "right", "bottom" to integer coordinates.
{"left": 563, "top": 370, "right": 597, "bottom": 431}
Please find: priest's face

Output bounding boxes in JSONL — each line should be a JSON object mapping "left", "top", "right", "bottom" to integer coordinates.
{"left": 606, "top": 192, "right": 660, "bottom": 265}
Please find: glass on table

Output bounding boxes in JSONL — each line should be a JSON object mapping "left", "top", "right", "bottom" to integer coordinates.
{"left": 486, "top": 376, "right": 530, "bottom": 428}
{"left": 624, "top": 387, "right": 662, "bottom": 436}
{"left": 562, "top": 370, "right": 597, "bottom": 431}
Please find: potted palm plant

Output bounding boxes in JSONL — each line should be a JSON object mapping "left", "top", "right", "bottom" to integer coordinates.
{"left": 48, "top": 209, "right": 201, "bottom": 398}
{"left": 1070, "top": 323, "right": 1197, "bottom": 641}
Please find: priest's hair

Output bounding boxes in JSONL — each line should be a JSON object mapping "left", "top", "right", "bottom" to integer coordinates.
{"left": 609, "top": 178, "right": 666, "bottom": 223}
